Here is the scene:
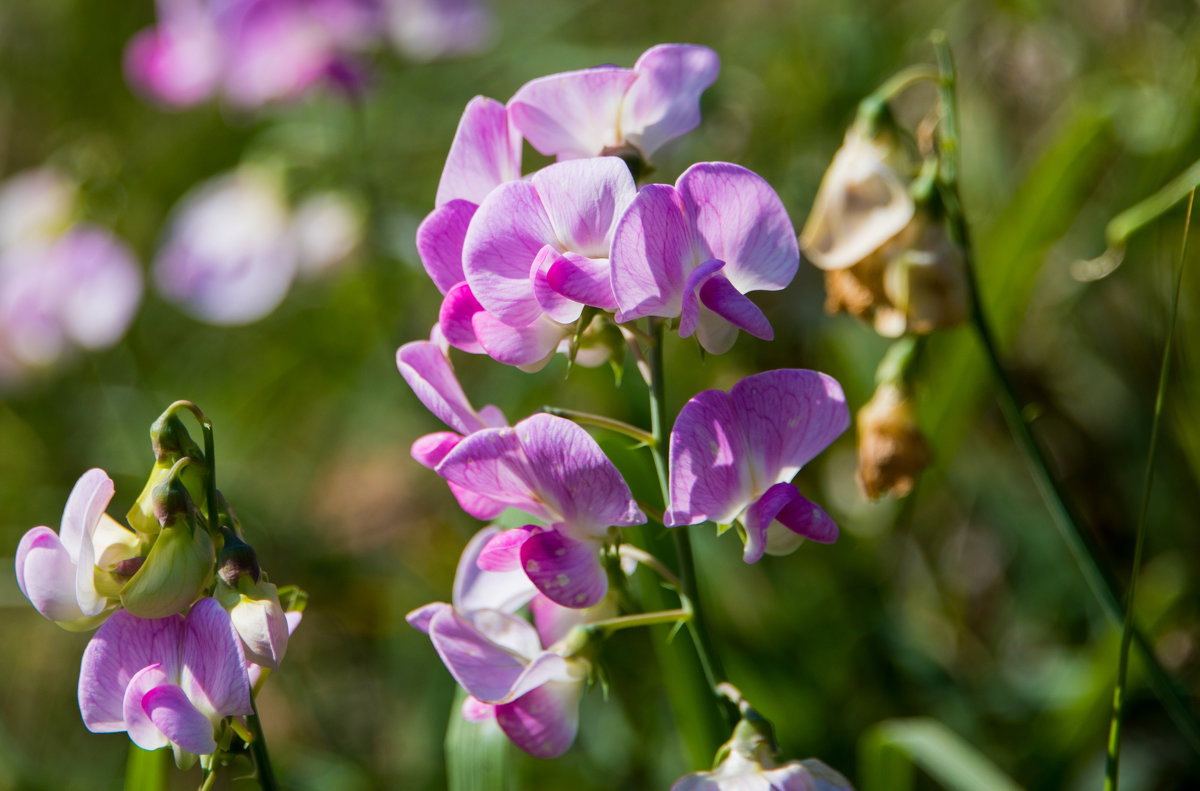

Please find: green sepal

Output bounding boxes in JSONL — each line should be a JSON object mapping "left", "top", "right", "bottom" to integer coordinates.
{"left": 121, "top": 516, "right": 215, "bottom": 618}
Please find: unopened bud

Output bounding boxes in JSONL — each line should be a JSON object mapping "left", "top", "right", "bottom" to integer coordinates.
{"left": 217, "top": 528, "right": 261, "bottom": 586}
{"left": 856, "top": 381, "right": 931, "bottom": 500}
{"left": 120, "top": 510, "right": 215, "bottom": 618}
{"left": 216, "top": 577, "right": 289, "bottom": 670}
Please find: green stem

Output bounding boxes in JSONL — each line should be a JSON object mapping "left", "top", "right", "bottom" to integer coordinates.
{"left": 1104, "top": 190, "right": 1194, "bottom": 791}
{"left": 541, "top": 405, "right": 657, "bottom": 446}
{"left": 1107, "top": 160, "right": 1200, "bottom": 250}
{"left": 585, "top": 607, "right": 692, "bottom": 638}
{"left": 247, "top": 696, "right": 280, "bottom": 791}
{"left": 932, "top": 32, "right": 1200, "bottom": 756}
{"left": 619, "top": 544, "right": 682, "bottom": 589}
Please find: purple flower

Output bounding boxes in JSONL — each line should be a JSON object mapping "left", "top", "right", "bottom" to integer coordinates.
{"left": 396, "top": 338, "right": 509, "bottom": 519}
{"left": 124, "top": 0, "right": 223, "bottom": 108}
{"left": 436, "top": 413, "right": 645, "bottom": 607}
{"left": 386, "top": 0, "right": 495, "bottom": 63}
{"left": 611, "top": 162, "right": 799, "bottom": 354}
{"left": 665, "top": 370, "right": 849, "bottom": 563}
{"left": 509, "top": 44, "right": 719, "bottom": 163}
{"left": 77, "top": 598, "right": 253, "bottom": 757}
{"left": 15, "top": 469, "right": 144, "bottom": 629}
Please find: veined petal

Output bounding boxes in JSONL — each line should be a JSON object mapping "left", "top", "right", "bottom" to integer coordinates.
{"left": 397, "top": 340, "right": 499, "bottom": 435}
{"left": 678, "top": 258, "right": 724, "bottom": 339}
{"left": 665, "top": 388, "right": 752, "bottom": 526}
{"left": 59, "top": 468, "right": 115, "bottom": 567}
{"left": 143, "top": 684, "right": 217, "bottom": 756}
{"left": 698, "top": 273, "right": 773, "bottom": 340}
{"left": 677, "top": 163, "right": 799, "bottom": 294}
{"left": 79, "top": 610, "right": 185, "bottom": 732}
{"left": 436, "top": 96, "right": 522, "bottom": 207}
{"left": 417, "top": 200, "right": 476, "bottom": 295}
{"left": 180, "top": 598, "right": 251, "bottom": 719}
{"left": 476, "top": 526, "right": 535, "bottom": 572}
{"left": 15, "top": 527, "right": 85, "bottom": 623}
{"left": 621, "top": 44, "right": 719, "bottom": 160}
{"left": 531, "top": 246, "right": 584, "bottom": 325}
{"left": 530, "top": 157, "right": 635, "bottom": 259}
{"left": 455, "top": 526, "right": 537, "bottom": 613}
{"left": 519, "top": 529, "right": 607, "bottom": 609}
{"left": 495, "top": 679, "right": 584, "bottom": 759}
{"left": 774, "top": 491, "right": 838, "bottom": 545}
{"left": 428, "top": 607, "right": 563, "bottom": 703}
{"left": 611, "top": 183, "right": 694, "bottom": 321}
{"left": 741, "top": 482, "right": 804, "bottom": 564}
{"left": 449, "top": 482, "right": 509, "bottom": 521}
{"left": 122, "top": 664, "right": 173, "bottom": 751}
{"left": 463, "top": 180, "right": 557, "bottom": 326}
{"left": 472, "top": 309, "right": 566, "bottom": 370}
{"left": 509, "top": 67, "right": 637, "bottom": 160}
{"left": 545, "top": 252, "right": 618, "bottom": 312}
{"left": 437, "top": 428, "right": 555, "bottom": 522}
{"left": 411, "top": 431, "right": 463, "bottom": 470}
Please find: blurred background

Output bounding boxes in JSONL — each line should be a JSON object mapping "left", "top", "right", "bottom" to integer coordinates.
{"left": 2, "top": 0, "right": 1200, "bottom": 788}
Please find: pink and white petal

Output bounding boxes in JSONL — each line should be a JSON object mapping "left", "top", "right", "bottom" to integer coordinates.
{"left": 454, "top": 527, "right": 537, "bottom": 613}
{"left": 417, "top": 200, "right": 476, "bottom": 294}
{"left": 531, "top": 246, "right": 584, "bottom": 325}
{"left": 428, "top": 608, "right": 540, "bottom": 702}
{"left": 622, "top": 44, "right": 720, "bottom": 160}
{"left": 472, "top": 310, "right": 565, "bottom": 371}
{"left": 405, "top": 602, "right": 449, "bottom": 635}
{"left": 740, "top": 482, "right": 804, "bottom": 564}
{"left": 677, "top": 163, "right": 799, "bottom": 293}
{"left": 79, "top": 611, "right": 186, "bottom": 732}
{"left": 530, "top": 593, "right": 592, "bottom": 647}
{"left": 519, "top": 530, "right": 607, "bottom": 609}
{"left": 495, "top": 680, "right": 583, "bottom": 759}
{"left": 463, "top": 181, "right": 557, "bottom": 326}
{"left": 665, "top": 390, "right": 752, "bottom": 526}
{"left": 678, "top": 258, "right": 724, "bottom": 339}
{"left": 611, "top": 184, "right": 694, "bottom": 321}
{"left": 730, "top": 370, "right": 849, "bottom": 486}
{"left": 475, "top": 526, "right": 535, "bottom": 573}
{"left": 122, "top": 664, "right": 173, "bottom": 750}
{"left": 462, "top": 695, "right": 496, "bottom": 722}
{"left": 180, "top": 599, "right": 252, "bottom": 719}
{"left": 411, "top": 431, "right": 463, "bottom": 470}
{"left": 693, "top": 303, "right": 741, "bottom": 355}
{"left": 774, "top": 491, "right": 838, "bottom": 545}
{"left": 514, "top": 414, "right": 645, "bottom": 531}
{"left": 55, "top": 226, "right": 143, "bottom": 351}
{"left": 436, "top": 96, "right": 522, "bottom": 207}
{"left": 698, "top": 274, "right": 773, "bottom": 340}
{"left": 545, "top": 252, "right": 618, "bottom": 311}
{"left": 15, "top": 527, "right": 84, "bottom": 623}
{"left": 437, "top": 428, "right": 554, "bottom": 522}
{"left": 508, "top": 68, "right": 637, "bottom": 160}
{"left": 59, "top": 468, "right": 115, "bottom": 565}
{"left": 397, "top": 340, "right": 493, "bottom": 435}
{"left": 123, "top": 3, "right": 221, "bottom": 109}
{"left": 529, "top": 157, "right": 635, "bottom": 259}
{"left": 143, "top": 684, "right": 217, "bottom": 755}
{"left": 438, "top": 283, "right": 486, "bottom": 354}
{"left": 464, "top": 609, "right": 546, "bottom": 660}
{"left": 449, "top": 482, "right": 509, "bottom": 521}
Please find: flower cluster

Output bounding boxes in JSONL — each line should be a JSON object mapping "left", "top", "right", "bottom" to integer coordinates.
{"left": 126, "top": 0, "right": 494, "bottom": 109}
{"left": 15, "top": 402, "right": 303, "bottom": 769}
{"left": 0, "top": 169, "right": 142, "bottom": 386}
{"left": 401, "top": 43, "right": 853, "bottom": 783}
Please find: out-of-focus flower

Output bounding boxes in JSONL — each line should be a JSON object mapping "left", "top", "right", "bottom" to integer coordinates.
{"left": 291, "top": 190, "right": 364, "bottom": 277}
{"left": 509, "top": 44, "right": 719, "bottom": 165}
{"left": 396, "top": 338, "right": 509, "bottom": 519}
{"left": 78, "top": 598, "right": 253, "bottom": 760}
{"left": 856, "top": 379, "right": 930, "bottom": 501}
{"left": 154, "top": 168, "right": 295, "bottom": 325}
{"left": 436, "top": 413, "right": 645, "bottom": 607}
{"left": 15, "top": 469, "right": 145, "bottom": 631}
{"left": 666, "top": 370, "right": 849, "bottom": 563}
{"left": 386, "top": 0, "right": 494, "bottom": 62}
{"left": 612, "top": 161, "right": 798, "bottom": 354}
{"left": 124, "top": 0, "right": 223, "bottom": 108}
{"left": 0, "top": 168, "right": 76, "bottom": 249}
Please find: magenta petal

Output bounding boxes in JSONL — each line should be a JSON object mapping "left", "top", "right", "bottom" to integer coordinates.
{"left": 397, "top": 340, "right": 498, "bottom": 435}
{"left": 678, "top": 259, "right": 725, "bottom": 339}
{"left": 439, "top": 282, "right": 486, "bottom": 354}
{"left": 143, "top": 684, "right": 217, "bottom": 755}
{"left": 428, "top": 608, "right": 565, "bottom": 702}
{"left": 519, "top": 529, "right": 607, "bottom": 609}
{"left": 476, "top": 526, "right": 535, "bottom": 572}
{"left": 122, "top": 664, "right": 173, "bottom": 750}
{"left": 495, "top": 680, "right": 582, "bottom": 759}
{"left": 665, "top": 389, "right": 751, "bottom": 527}
{"left": 530, "top": 593, "right": 591, "bottom": 647}
{"left": 698, "top": 274, "right": 773, "bottom": 340}
{"left": 472, "top": 310, "right": 565, "bottom": 370}
{"left": 80, "top": 610, "right": 186, "bottom": 732}
{"left": 611, "top": 183, "right": 692, "bottom": 322}
{"left": 436, "top": 96, "right": 522, "bottom": 207}
{"left": 449, "top": 482, "right": 508, "bottom": 521}
{"left": 509, "top": 67, "right": 638, "bottom": 160}
{"left": 411, "top": 431, "right": 463, "bottom": 469}
{"left": 435, "top": 425, "right": 554, "bottom": 522}
{"left": 180, "top": 599, "right": 251, "bottom": 719}
{"left": 546, "top": 252, "right": 618, "bottom": 311}
{"left": 454, "top": 527, "right": 537, "bottom": 614}
{"left": 463, "top": 181, "right": 556, "bottom": 326}
{"left": 417, "top": 200, "right": 477, "bottom": 295}
{"left": 677, "top": 163, "right": 799, "bottom": 293}
{"left": 776, "top": 492, "right": 838, "bottom": 544}
{"left": 462, "top": 696, "right": 496, "bottom": 722}
{"left": 622, "top": 44, "right": 720, "bottom": 160}
{"left": 529, "top": 157, "right": 635, "bottom": 259}
{"left": 741, "top": 482, "right": 803, "bottom": 564}
{"left": 15, "top": 527, "right": 82, "bottom": 622}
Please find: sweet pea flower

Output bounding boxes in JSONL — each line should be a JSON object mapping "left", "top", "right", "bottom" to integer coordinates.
{"left": 665, "top": 370, "right": 849, "bottom": 563}
{"left": 386, "top": 0, "right": 494, "bottom": 62}
{"left": 124, "top": 0, "right": 223, "bottom": 108}
{"left": 509, "top": 43, "right": 719, "bottom": 164}
{"left": 611, "top": 162, "right": 799, "bottom": 354}
{"left": 78, "top": 598, "right": 253, "bottom": 760}
{"left": 396, "top": 338, "right": 509, "bottom": 519}
{"left": 408, "top": 527, "right": 595, "bottom": 758}
{"left": 15, "top": 469, "right": 144, "bottom": 630}
{"left": 436, "top": 413, "right": 645, "bottom": 607}
{"left": 673, "top": 754, "right": 853, "bottom": 791}
{"left": 456, "top": 157, "right": 635, "bottom": 369}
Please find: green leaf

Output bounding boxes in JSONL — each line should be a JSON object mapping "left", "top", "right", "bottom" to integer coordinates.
{"left": 445, "top": 687, "right": 513, "bottom": 791}
{"left": 125, "top": 744, "right": 167, "bottom": 791}
{"left": 858, "top": 718, "right": 1024, "bottom": 791}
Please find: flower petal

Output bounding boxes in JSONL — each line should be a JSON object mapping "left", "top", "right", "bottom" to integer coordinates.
{"left": 611, "top": 183, "right": 693, "bottom": 321}
{"left": 397, "top": 340, "right": 499, "bottom": 435}
{"left": 15, "top": 527, "right": 85, "bottom": 623}
{"left": 476, "top": 526, "right": 535, "bottom": 573}
{"left": 495, "top": 679, "right": 583, "bottom": 758}
{"left": 741, "top": 482, "right": 803, "bottom": 564}
{"left": 698, "top": 273, "right": 772, "bottom": 340}
{"left": 143, "top": 684, "right": 217, "bottom": 755}
{"left": 462, "top": 695, "right": 496, "bottom": 722}
{"left": 436, "top": 96, "right": 522, "bottom": 207}
{"left": 472, "top": 310, "right": 566, "bottom": 371}
{"left": 122, "top": 664, "right": 173, "bottom": 750}
{"left": 454, "top": 526, "right": 537, "bottom": 613}
{"left": 545, "top": 252, "right": 618, "bottom": 312}
{"left": 509, "top": 67, "right": 637, "bottom": 160}
{"left": 519, "top": 529, "right": 607, "bottom": 609}
{"left": 531, "top": 246, "right": 584, "bottom": 325}
{"left": 665, "top": 390, "right": 751, "bottom": 527}
{"left": 621, "top": 44, "right": 719, "bottom": 160}
{"left": 79, "top": 610, "right": 185, "bottom": 732}
{"left": 406, "top": 602, "right": 449, "bottom": 635}
{"left": 417, "top": 200, "right": 476, "bottom": 294}
{"left": 775, "top": 492, "right": 838, "bottom": 545}
{"left": 180, "top": 599, "right": 252, "bottom": 719}
{"left": 678, "top": 258, "right": 725, "bottom": 339}
{"left": 439, "top": 282, "right": 486, "bottom": 354}
{"left": 529, "top": 157, "right": 635, "bottom": 260}
{"left": 428, "top": 608, "right": 564, "bottom": 702}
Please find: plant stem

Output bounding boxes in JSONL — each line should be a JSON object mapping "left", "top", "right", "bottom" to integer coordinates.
{"left": 619, "top": 544, "right": 683, "bottom": 589}
{"left": 247, "top": 696, "right": 281, "bottom": 791}
{"left": 1104, "top": 190, "right": 1194, "bottom": 791}
{"left": 932, "top": 32, "right": 1200, "bottom": 756}
{"left": 541, "top": 405, "right": 657, "bottom": 446}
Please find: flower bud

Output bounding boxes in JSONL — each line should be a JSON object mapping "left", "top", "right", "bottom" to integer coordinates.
{"left": 216, "top": 576, "right": 289, "bottom": 670}
{"left": 217, "top": 527, "right": 261, "bottom": 587}
{"left": 127, "top": 411, "right": 208, "bottom": 535}
{"left": 120, "top": 498, "right": 214, "bottom": 619}
{"left": 856, "top": 380, "right": 931, "bottom": 500}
